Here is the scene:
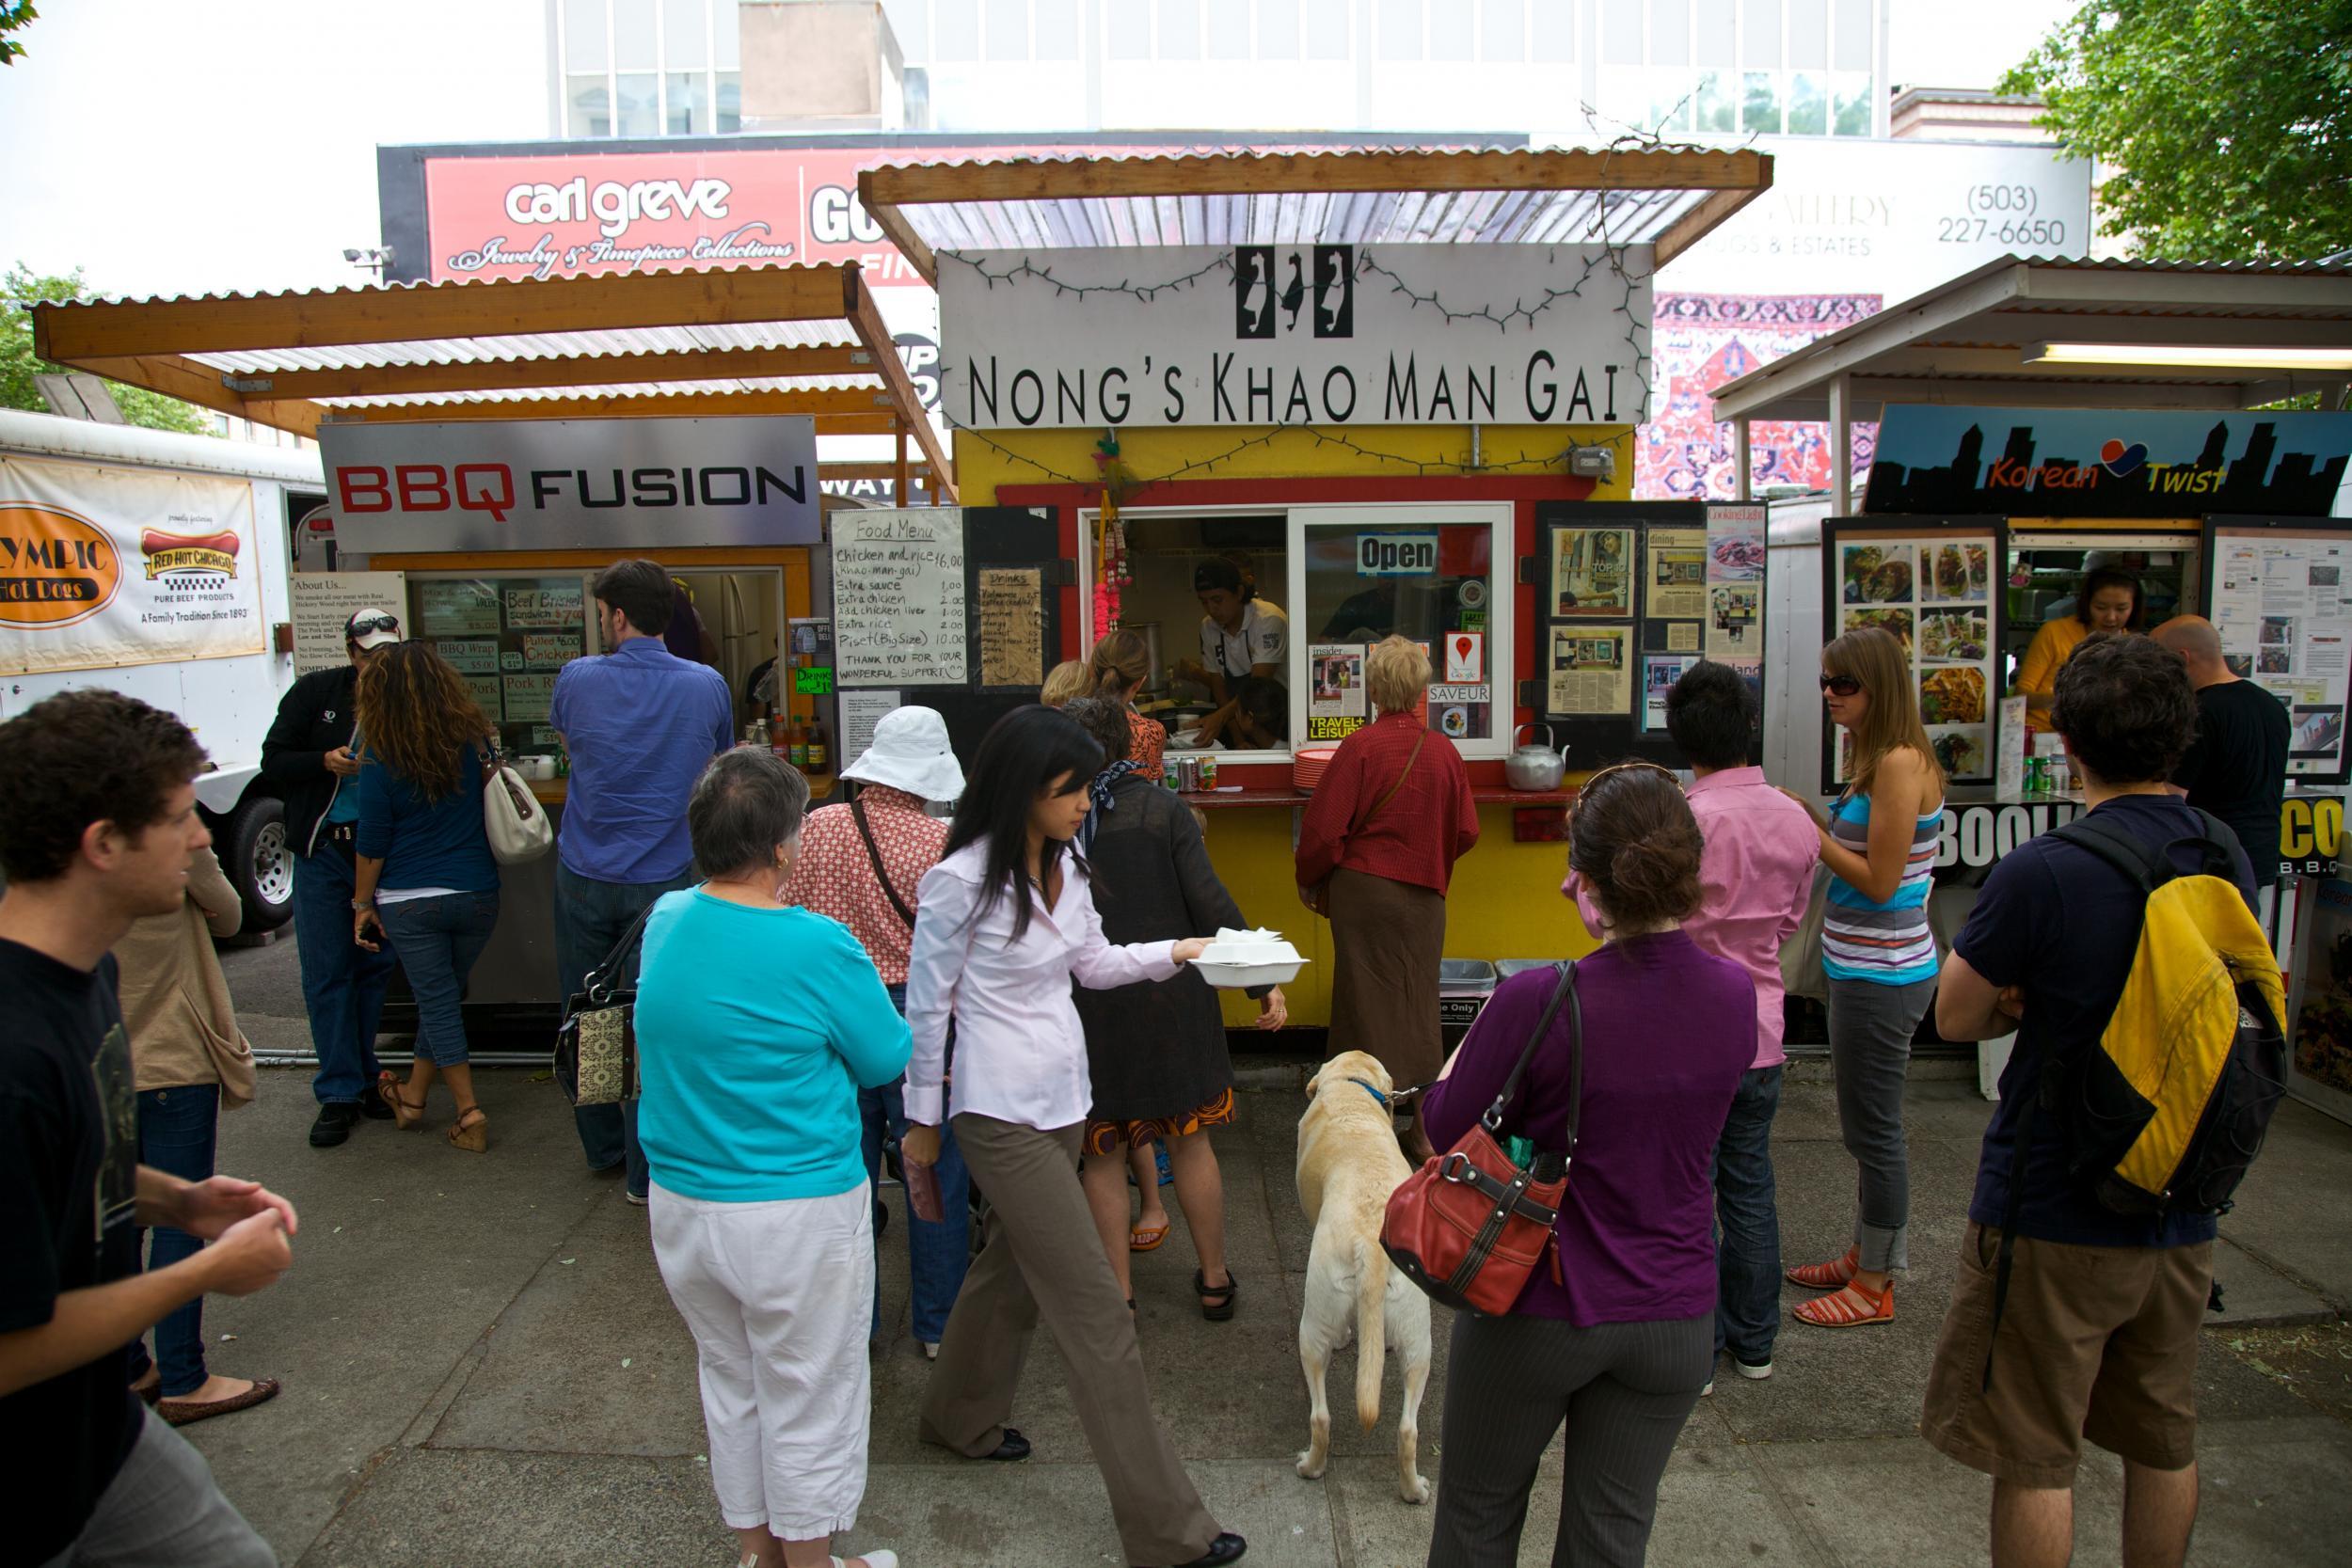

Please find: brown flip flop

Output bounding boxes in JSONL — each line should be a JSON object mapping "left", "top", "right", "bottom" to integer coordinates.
{"left": 158, "top": 1377, "right": 281, "bottom": 1428}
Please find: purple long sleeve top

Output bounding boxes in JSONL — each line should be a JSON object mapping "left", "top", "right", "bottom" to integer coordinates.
{"left": 1422, "top": 931, "right": 1755, "bottom": 1325}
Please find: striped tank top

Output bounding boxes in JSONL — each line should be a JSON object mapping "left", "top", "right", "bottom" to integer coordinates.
{"left": 1821, "top": 791, "right": 1941, "bottom": 985}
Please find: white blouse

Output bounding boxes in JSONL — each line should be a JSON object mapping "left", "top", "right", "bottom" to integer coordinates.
{"left": 903, "top": 839, "right": 1180, "bottom": 1132}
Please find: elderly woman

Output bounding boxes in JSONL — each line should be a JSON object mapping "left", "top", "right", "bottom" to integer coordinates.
{"left": 636, "top": 747, "right": 910, "bottom": 1568}
{"left": 1295, "top": 635, "right": 1478, "bottom": 1162}
{"left": 353, "top": 641, "right": 501, "bottom": 1152}
{"left": 1063, "top": 697, "right": 1285, "bottom": 1322}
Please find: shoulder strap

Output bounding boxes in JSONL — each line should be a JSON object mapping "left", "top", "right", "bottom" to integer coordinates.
{"left": 1360, "top": 726, "right": 1427, "bottom": 829}
{"left": 583, "top": 896, "right": 661, "bottom": 1003}
{"left": 1483, "top": 960, "right": 1582, "bottom": 1161}
{"left": 851, "top": 796, "right": 918, "bottom": 929}
{"left": 2046, "top": 812, "right": 2170, "bottom": 894}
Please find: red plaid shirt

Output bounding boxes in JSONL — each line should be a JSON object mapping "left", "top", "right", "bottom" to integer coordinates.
{"left": 781, "top": 784, "right": 948, "bottom": 985}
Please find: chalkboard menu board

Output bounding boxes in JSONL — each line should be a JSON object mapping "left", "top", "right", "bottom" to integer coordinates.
{"left": 827, "top": 507, "right": 1067, "bottom": 769}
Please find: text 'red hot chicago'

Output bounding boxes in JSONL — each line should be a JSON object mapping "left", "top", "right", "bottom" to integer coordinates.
{"left": 334, "top": 464, "right": 808, "bottom": 523}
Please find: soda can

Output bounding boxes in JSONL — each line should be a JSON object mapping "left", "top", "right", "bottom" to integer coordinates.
{"left": 1163, "top": 757, "right": 1182, "bottom": 790}
{"left": 1198, "top": 754, "right": 1218, "bottom": 790}
{"left": 1181, "top": 755, "right": 1201, "bottom": 792}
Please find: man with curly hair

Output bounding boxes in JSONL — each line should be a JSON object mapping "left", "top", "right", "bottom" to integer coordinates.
{"left": 0, "top": 689, "right": 298, "bottom": 1565}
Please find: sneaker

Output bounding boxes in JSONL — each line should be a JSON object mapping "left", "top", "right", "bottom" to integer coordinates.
{"left": 626, "top": 1190, "right": 649, "bottom": 1208}
{"left": 309, "top": 1102, "right": 363, "bottom": 1148}
{"left": 1700, "top": 1380, "right": 1714, "bottom": 1397}
{"left": 920, "top": 1341, "right": 939, "bottom": 1361}
{"left": 1735, "top": 1357, "right": 1773, "bottom": 1381}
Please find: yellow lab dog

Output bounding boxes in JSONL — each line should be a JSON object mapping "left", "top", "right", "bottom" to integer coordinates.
{"left": 1295, "top": 1051, "right": 1434, "bottom": 1504}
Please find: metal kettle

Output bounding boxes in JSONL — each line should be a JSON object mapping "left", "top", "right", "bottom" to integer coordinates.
{"left": 1505, "top": 723, "right": 1566, "bottom": 792}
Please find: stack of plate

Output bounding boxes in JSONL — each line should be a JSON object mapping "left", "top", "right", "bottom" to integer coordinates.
{"left": 1293, "top": 746, "right": 1339, "bottom": 791}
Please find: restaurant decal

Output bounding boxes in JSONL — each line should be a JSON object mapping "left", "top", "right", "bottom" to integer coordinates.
{"left": 938, "top": 244, "right": 1654, "bottom": 430}
{"left": 1863, "top": 405, "right": 2352, "bottom": 519}
{"left": 316, "top": 416, "right": 820, "bottom": 555}
{"left": 0, "top": 455, "right": 263, "bottom": 674}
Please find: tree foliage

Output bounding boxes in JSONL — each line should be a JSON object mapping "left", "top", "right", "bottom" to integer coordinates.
{"left": 3, "top": 267, "right": 215, "bottom": 436}
{"left": 2004, "top": 0, "right": 2352, "bottom": 261}
{"left": 0, "top": 3, "right": 37, "bottom": 67}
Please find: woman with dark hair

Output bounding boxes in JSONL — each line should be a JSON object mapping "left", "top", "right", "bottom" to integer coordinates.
{"left": 1781, "top": 625, "right": 1947, "bottom": 1329}
{"left": 1089, "top": 628, "right": 1168, "bottom": 779}
{"left": 353, "top": 641, "right": 501, "bottom": 1152}
{"left": 2017, "top": 564, "right": 2142, "bottom": 719}
{"left": 1174, "top": 557, "right": 1288, "bottom": 746}
{"left": 1422, "top": 762, "right": 1753, "bottom": 1568}
{"left": 1062, "top": 697, "right": 1286, "bottom": 1321}
{"left": 899, "top": 705, "right": 1244, "bottom": 1568}
{"left": 636, "top": 747, "right": 910, "bottom": 1568}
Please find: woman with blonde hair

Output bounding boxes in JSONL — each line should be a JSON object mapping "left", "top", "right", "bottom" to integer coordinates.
{"left": 354, "top": 641, "right": 502, "bottom": 1152}
{"left": 1041, "top": 660, "right": 1091, "bottom": 707}
{"left": 1295, "top": 635, "right": 1478, "bottom": 1162}
{"left": 1783, "top": 624, "right": 1946, "bottom": 1328}
{"left": 1089, "top": 628, "right": 1166, "bottom": 779}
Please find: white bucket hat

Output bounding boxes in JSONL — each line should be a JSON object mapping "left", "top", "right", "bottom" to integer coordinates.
{"left": 840, "top": 705, "right": 964, "bottom": 803}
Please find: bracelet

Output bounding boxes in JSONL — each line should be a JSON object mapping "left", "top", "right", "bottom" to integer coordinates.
{"left": 351, "top": 899, "right": 374, "bottom": 911}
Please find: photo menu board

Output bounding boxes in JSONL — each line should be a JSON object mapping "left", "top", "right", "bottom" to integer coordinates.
{"left": 410, "top": 574, "right": 591, "bottom": 752}
{"left": 1534, "top": 501, "right": 1768, "bottom": 770}
{"left": 1820, "top": 518, "right": 2007, "bottom": 788}
{"left": 2203, "top": 518, "right": 2352, "bottom": 784}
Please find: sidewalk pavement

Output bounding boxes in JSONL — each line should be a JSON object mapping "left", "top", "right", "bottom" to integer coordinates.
{"left": 185, "top": 986, "right": 2351, "bottom": 1565}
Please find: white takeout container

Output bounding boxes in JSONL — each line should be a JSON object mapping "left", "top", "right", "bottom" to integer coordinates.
{"left": 1194, "top": 927, "right": 1305, "bottom": 987}
{"left": 1193, "top": 957, "right": 1307, "bottom": 989}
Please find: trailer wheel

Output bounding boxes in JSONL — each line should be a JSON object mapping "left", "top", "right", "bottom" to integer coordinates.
{"left": 222, "top": 797, "right": 294, "bottom": 931}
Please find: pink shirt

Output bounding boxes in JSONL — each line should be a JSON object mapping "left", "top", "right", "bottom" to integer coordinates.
{"left": 1571, "top": 767, "right": 1818, "bottom": 1069}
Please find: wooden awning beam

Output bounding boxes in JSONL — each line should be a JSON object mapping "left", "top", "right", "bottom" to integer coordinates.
{"left": 310, "top": 388, "right": 905, "bottom": 426}
{"left": 33, "top": 265, "right": 862, "bottom": 361}
{"left": 1653, "top": 172, "right": 1773, "bottom": 268}
{"left": 846, "top": 271, "right": 957, "bottom": 502}
{"left": 132, "top": 343, "right": 883, "bottom": 403}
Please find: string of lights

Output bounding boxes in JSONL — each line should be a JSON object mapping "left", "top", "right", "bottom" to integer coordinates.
{"left": 957, "top": 420, "right": 1637, "bottom": 491}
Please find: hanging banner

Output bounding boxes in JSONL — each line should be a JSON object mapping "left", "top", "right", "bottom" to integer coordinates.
{"left": 940, "top": 244, "right": 1653, "bottom": 429}
{"left": 1864, "top": 405, "right": 2352, "bottom": 518}
{"left": 317, "top": 417, "right": 818, "bottom": 555}
{"left": 0, "top": 456, "right": 263, "bottom": 675}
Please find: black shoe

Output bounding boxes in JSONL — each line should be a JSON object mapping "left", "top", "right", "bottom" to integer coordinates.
{"left": 1150, "top": 1532, "right": 1246, "bottom": 1568}
{"left": 309, "top": 1102, "right": 363, "bottom": 1148}
{"left": 358, "top": 1091, "right": 395, "bottom": 1121}
{"left": 980, "top": 1427, "right": 1030, "bottom": 1463}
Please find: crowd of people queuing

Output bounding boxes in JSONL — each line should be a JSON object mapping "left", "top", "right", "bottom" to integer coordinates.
{"left": 0, "top": 550, "right": 2289, "bottom": 1568}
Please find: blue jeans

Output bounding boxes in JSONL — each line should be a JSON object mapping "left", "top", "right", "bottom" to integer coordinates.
{"left": 556, "top": 863, "right": 691, "bottom": 1196}
{"left": 377, "top": 890, "right": 501, "bottom": 1068}
{"left": 293, "top": 845, "right": 394, "bottom": 1104}
{"left": 126, "top": 1085, "right": 219, "bottom": 1397}
{"left": 871, "top": 983, "right": 972, "bottom": 1344}
{"left": 1713, "top": 1063, "right": 1784, "bottom": 1367}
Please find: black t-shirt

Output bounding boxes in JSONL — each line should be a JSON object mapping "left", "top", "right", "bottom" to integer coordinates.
{"left": 2172, "top": 678, "right": 2290, "bottom": 889}
{"left": 0, "top": 941, "right": 145, "bottom": 1561}
{"left": 1954, "top": 795, "right": 2253, "bottom": 1247}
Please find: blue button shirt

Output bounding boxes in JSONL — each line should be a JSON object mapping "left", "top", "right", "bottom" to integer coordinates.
{"left": 549, "top": 637, "right": 732, "bottom": 884}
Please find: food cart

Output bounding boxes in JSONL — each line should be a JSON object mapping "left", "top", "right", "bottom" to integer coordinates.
{"left": 1713, "top": 255, "right": 2352, "bottom": 1079}
{"left": 850, "top": 148, "right": 1777, "bottom": 1032}
{"left": 32, "top": 263, "right": 947, "bottom": 1025}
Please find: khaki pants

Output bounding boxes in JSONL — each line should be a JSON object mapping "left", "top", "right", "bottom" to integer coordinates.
{"left": 920, "top": 1115, "right": 1219, "bottom": 1566}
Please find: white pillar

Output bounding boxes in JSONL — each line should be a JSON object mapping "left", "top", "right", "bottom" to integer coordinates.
{"left": 1828, "top": 374, "right": 1851, "bottom": 514}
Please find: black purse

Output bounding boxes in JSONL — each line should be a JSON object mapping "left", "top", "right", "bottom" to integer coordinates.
{"left": 553, "top": 897, "right": 660, "bottom": 1106}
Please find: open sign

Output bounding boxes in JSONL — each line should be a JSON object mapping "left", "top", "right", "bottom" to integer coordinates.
{"left": 1357, "top": 532, "right": 1438, "bottom": 576}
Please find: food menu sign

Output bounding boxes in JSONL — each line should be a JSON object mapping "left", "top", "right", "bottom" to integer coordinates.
{"left": 1822, "top": 518, "right": 2007, "bottom": 787}
{"left": 2204, "top": 519, "right": 2352, "bottom": 784}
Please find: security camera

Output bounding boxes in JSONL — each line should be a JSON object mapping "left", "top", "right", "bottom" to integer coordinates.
{"left": 342, "top": 248, "right": 362, "bottom": 262}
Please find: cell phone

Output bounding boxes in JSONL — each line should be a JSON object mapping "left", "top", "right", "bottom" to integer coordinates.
{"left": 904, "top": 1157, "right": 944, "bottom": 1224}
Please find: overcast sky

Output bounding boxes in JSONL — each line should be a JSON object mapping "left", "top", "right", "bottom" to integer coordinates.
{"left": 0, "top": 0, "right": 2081, "bottom": 303}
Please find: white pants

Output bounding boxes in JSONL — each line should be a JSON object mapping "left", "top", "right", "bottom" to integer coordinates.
{"left": 649, "top": 1180, "right": 875, "bottom": 1538}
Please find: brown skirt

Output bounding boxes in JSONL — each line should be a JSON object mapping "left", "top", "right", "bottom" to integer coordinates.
{"left": 1325, "top": 867, "right": 1446, "bottom": 1089}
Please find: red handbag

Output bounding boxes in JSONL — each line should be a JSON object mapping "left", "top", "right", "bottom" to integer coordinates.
{"left": 1381, "top": 961, "right": 1581, "bottom": 1315}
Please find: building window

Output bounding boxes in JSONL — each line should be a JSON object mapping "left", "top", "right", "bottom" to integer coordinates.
{"left": 567, "top": 73, "right": 613, "bottom": 136}
{"left": 717, "top": 71, "right": 742, "bottom": 133}
{"left": 1786, "top": 71, "right": 1828, "bottom": 135}
{"left": 616, "top": 71, "right": 660, "bottom": 136}
{"left": 1694, "top": 70, "right": 1735, "bottom": 134}
{"left": 612, "top": 0, "right": 659, "bottom": 70}
{"left": 564, "top": 0, "right": 609, "bottom": 71}
{"left": 1741, "top": 71, "right": 1782, "bottom": 134}
{"left": 666, "top": 70, "right": 708, "bottom": 134}
{"left": 1834, "top": 71, "right": 1872, "bottom": 135}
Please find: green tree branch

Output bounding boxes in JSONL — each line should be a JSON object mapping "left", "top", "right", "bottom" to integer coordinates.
{"left": 3, "top": 266, "right": 215, "bottom": 436}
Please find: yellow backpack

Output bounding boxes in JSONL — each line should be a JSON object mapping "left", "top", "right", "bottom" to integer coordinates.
{"left": 1985, "top": 809, "right": 2288, "bottom": 1386}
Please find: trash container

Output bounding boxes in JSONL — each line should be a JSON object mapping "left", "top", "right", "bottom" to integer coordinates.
{"left": 1438, "top": 958, "right": 1498, "bottom": 1055}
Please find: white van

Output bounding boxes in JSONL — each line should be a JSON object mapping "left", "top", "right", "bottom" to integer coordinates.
{"left": 0, "top": 409, "right": 326, "bottom": 928}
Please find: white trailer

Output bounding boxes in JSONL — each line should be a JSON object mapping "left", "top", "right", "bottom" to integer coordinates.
{"left": 0, "top": 410, "right": 326, "bottom": 927}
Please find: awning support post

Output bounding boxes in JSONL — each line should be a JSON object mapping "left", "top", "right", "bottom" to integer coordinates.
{"left": 1734, "top": 419, "right": 1752, "bottom": 502}
{"left": 1828, "top": 374, "right": 1851, "bottom": 514}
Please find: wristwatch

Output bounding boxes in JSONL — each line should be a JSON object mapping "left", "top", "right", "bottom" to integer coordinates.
{"left": 351, "top": 899, "right": 374, "bottom": 911}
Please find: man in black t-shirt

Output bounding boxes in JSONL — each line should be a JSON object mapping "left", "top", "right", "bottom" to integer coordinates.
{"left": 1923, "top": 635, "right": 2246, "bottom": 1568}
{"left": 0, "top": 691, "right": 298, "bottom": 1567}
{"left": 2153, "top": 615, "right": 2289, "bottom": 913}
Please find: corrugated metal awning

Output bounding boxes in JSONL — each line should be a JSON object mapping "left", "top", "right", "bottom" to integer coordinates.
{"left": 858, "top": 147, "right": 1774, "bottom": 282}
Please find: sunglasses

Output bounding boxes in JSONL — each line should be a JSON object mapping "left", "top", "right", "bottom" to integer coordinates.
{"left": 345, "top": 614, "right": 401, "bottom": 637}
{"left": 1818, "top": 673, "right": 1864, "bottom": 697}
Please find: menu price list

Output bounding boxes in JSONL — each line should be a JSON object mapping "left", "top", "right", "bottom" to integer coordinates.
{"left": 834, "top": 512, "right": 968, "bottom": 688}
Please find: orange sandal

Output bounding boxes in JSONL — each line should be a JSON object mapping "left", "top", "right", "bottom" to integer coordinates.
{"left": 1792, "top": 1279, "right": 1893, "bottom": 1328}
{"left": 1786, "top": 1245, "right": 1859, "bottom": 1291}
{"left": 1129, "top": 1221, "right": 1169, "bottom": 1254}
